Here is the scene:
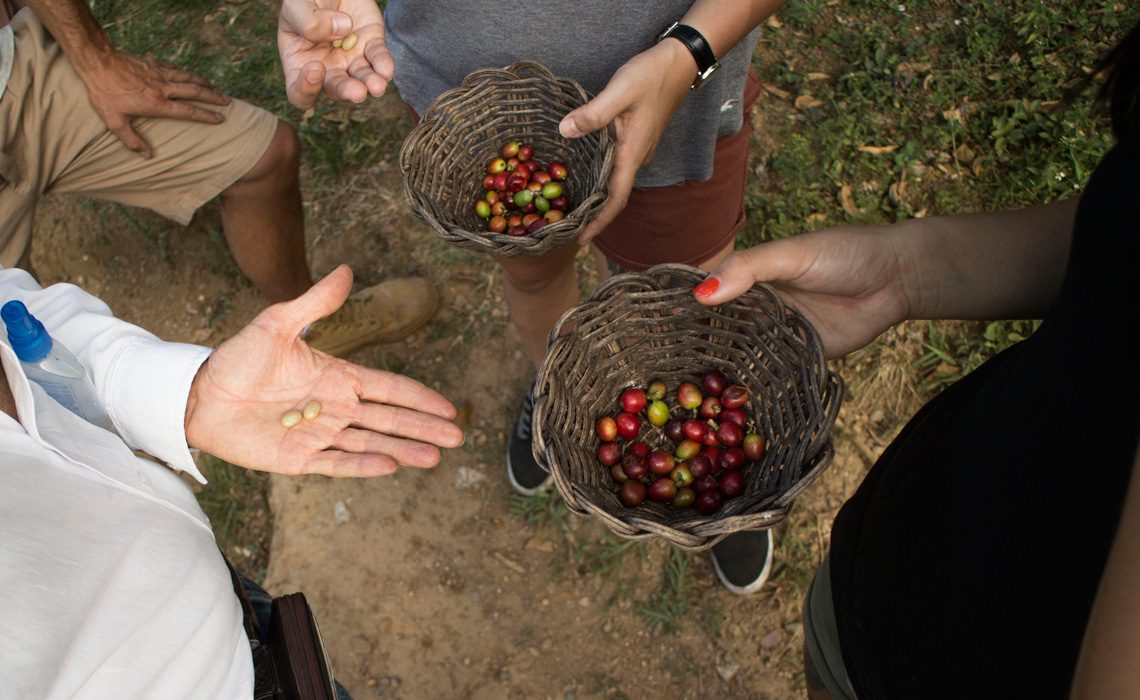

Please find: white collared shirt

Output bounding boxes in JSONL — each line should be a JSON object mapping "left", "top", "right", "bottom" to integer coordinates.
{"left": 0, "top": 267, "right": 253, "bottom": 698}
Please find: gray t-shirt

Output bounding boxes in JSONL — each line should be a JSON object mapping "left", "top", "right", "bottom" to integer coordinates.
{"left": 384, "top": 2, "right": 761, "bottom": 187}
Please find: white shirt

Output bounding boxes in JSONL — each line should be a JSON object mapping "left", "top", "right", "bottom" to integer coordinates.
{"left": 0, "top": 267, "right": 253, "bottom": 698}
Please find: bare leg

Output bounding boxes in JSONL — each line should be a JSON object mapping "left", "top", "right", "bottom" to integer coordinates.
{"left": 219, "top": 121, "right": 312, "bottom": 303}
{"left": 495, "top": 243, "right": 582, "bottom": 371}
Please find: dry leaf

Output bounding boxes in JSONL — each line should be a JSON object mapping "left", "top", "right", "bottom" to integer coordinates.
{"left": 806, "top": 212, "right": 828, "bottom": 225}
{"left": 766, "top": 14, "right": 783, "bottom": 29}
{"left": 807, "top": 72, "right": 831, "bottom": 81}
{"left": 794, "top": 94, "right": 824, "bottom": 110}
{"left": 942, "top": 107, "right": 964, "bottom": 124}
{"left": 762, "top": 82, "right": 791, "bottom": 100}
{"left": 971, "top": 156, "right": 985, "bottom": 177}
{"left": 839, "top": 185, "right": 863, "bottom": 216}
{"left": 923, "top": 74, "right": 934, "bottom": 92}
{"left": 190, "top": 328, "right": 214, "bottom": 344}
{"left": 914, "top": 208, "right": 929, "bottom": 218}
{"left": 953, "top": 144, "right": 976, "bottom": 163}
{"left": 857, "top": 144, "right": 899, "bottom": 155}
{"left": 897, "top": 61, "right": 932, "bottom": 73}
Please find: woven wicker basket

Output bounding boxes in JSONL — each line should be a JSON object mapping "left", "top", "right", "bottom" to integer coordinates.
{"left": 399, "top": 61, "right": 615, "bottom": 257}
{"left": 531, "top": 264, "right": 844, "bottom": 551}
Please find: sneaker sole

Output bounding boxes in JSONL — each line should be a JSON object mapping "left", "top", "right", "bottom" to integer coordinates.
{"left": 712, "top": 529, "right": 774, "bottom": 596}
{"left": 312, "top": 287, "right": 441, "bottom": 357}
{"left": 505, "top": 450, "right": 553, "bottom": 496}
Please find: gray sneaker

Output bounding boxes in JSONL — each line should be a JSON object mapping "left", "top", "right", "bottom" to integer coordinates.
{"left": 505, "top": 386, "right": 552, "bottom": 495}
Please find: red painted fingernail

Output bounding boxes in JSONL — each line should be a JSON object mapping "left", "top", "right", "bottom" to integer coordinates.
{"left": 694, "top": 277, "right": 720, "bottom": 298}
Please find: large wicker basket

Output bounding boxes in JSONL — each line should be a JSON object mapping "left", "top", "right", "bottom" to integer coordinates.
{"left": 399, "top": 61, "right": 615, "bottom": 257}
{"left": 531, "top": 264, "right": 844, "bottom": 551}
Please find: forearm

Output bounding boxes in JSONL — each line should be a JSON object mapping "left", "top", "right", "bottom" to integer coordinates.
{"left": 1070, "top": 441, "right": 1140, "bottom": 699}
{"left": 893, "top": 197, "right": 1078, "bottom": 320}
{"left": 23, "top": 0, "right": 113, "bottom": 74}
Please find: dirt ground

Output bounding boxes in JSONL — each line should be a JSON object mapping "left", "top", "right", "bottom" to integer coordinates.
{"left": 32, "top": 90, "right": 904, "bottom": 700}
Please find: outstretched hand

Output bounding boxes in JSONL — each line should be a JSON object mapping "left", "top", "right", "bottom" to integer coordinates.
{"left": 184, "top": 265, "right": 463, "bottom": 478}
{"left": 558, "top": 40, "right": 695, "bottom": 244}
{"left": 82, "top": 49, "right": 230, "bottom": 158}
{"left": 692, "top": 226, "right": 912, "bottom": 359}
{"left": 277, "top": 0, "right": 394, "bottom": 109}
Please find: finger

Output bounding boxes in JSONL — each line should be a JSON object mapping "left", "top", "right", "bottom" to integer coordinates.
{"left": 333, "top": 427, "right": 444, "bottom": 469}
{"left": 355, "top": 402, "right": 464, "bottom": 447}
{"left": 347, "top": 52, "right": 391, "bottom": 98}
{"left": 577, "top": 142, "right": 638, "bottom": 244}
{"left": 559, "top": 81, "right": 631, "bottom": 138}
{"left": 361, "top": 35, "right": 395, "bottom": 87}
{"left": 301, "top": 450, "right": 400, "bottom": 478}
{"left": 146, "top": 98, "right": 226, "bottom": 124}
{"left": 356, "top": 371, "right": 459, "bottom": 421}
{"left": 693, "top": 244, "right": 799, "bottom": 305}
{"left": 323, "top": 71, "right": 369, "bottom": 104}
{"left": 272, "top": 264, "right": 354, "bottom": 334}
{"left": 158, "top": 64, "right": 221, "bottom": 92}
{"left": 162, "top": 79, "right": 231, "bottom": 107}
{"left": 108, "top": 120, "right": 153, "bottom": 159}
{"left": 279, "top": 2, "right": 352, "bottom": 43}
{"left": 287, "top": 61, "right": 326, "bottom": 110}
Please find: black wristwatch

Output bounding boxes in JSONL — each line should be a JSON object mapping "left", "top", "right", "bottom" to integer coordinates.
{"left": 656, "top": 21, "right": 720, "bottom": 90}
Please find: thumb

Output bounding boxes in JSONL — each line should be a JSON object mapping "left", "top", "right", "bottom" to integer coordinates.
{"left": 279, "top": 264, "right": 354, "bottom": 334}
{"left": 281, "top": 3, "right": 353, "bottom": 42}
{"left": 693, "top": 245, "right": 792, "bottom": 305}
{"left": 559, "top": 85, "right": 627, "bottom": 138}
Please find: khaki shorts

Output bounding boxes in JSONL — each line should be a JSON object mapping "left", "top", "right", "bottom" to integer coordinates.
{"left": 0, "top": 9, "right": 279, "bottom": 269}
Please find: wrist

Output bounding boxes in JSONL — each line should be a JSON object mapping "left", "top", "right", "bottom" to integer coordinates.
{"left": 656, "top": 22, "right": 720, "bottom": 90}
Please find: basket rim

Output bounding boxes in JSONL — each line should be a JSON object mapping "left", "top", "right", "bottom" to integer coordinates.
{"left": 531, "top": 263, "right": 845, "bottom": 551}
{"left": 398, "top": 61, "right": 616, "bottom": 257}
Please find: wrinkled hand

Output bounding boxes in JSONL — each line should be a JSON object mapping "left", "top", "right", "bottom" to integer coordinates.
{"left": 558, "top": 40, "right": 695, "bottom": 244}
{"left": 278, "top": 0, "right": 393, "bottom": 109}
{"left": 692, "top": 226, "right": 912, "bottom": 359}
{"left": 82, "top": 50, "right": 230, "bottom": 158}
{"left": 184, "top": 265, "right": 463, "bottom": 477}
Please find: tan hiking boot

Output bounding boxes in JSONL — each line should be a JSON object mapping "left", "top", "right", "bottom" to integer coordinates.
{"left": 305, "top": 277, "right": 440, "bottom": 357}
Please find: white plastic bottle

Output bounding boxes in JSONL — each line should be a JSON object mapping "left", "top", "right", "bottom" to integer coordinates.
{"left": 2, "top": 300, "right": 117, "bottom": 433}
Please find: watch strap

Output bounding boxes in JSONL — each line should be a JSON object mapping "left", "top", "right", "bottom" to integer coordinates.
{"left": 657, "top": 22, "right": 720, "bottom": 89}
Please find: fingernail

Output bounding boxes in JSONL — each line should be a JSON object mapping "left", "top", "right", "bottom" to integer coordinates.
{"left": 559, "top": 116, "right": 581, "bottom": 138}
{"left": 331, "top": 16, "right": 351, "bottom": 35}
{"left": 694, "top": 277, "right": 720, "bottom": 299}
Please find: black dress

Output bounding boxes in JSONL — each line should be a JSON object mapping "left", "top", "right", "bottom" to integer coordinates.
{"left": 829, "top": 136, "right": 1140, "bottom": 699}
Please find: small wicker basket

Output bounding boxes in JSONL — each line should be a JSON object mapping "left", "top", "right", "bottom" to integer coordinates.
{"left": 531, "top": 264, "right": 844, "bottom": 551}
{"left": 399, "top": 61, "right": 615, "bottom": 257}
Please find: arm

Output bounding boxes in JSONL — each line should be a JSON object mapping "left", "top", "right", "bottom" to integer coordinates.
{"left": 277, "top": 0, "right": 393, "bottom": 109}
{"left": 694, "top": 198, "right": 1078, "bottom": 358}
{"left": 560, "top": 0, "right": 786, "bottom": 243}
{"left": 23, "top": 0, "right": 229, "bottom": 157}
{"left": 0, "top": 265, "right": 463, "bottom": 480}
{"left": 1070, "top": 440, "right": 1140, "bottom": 699}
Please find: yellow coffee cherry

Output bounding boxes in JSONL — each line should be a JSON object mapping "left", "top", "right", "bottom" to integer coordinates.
{"left": 302, "top": 400, "right": 322, "bottom": 421}
{"left": 332, "top": 38, "right": 343, "bottom": 48}
{"left": 340, "top": 32, "right": 358, "bottom": 51}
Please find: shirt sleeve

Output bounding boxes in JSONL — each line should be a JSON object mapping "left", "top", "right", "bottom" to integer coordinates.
{"left": 0, "top": 267, "right": 212, "bottom": 480}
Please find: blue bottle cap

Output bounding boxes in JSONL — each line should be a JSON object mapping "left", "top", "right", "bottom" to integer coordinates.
{"left": 2, "top": 300, "right": 53, "bottom": 363}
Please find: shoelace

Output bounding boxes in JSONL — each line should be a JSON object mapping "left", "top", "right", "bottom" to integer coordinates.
{"left": 514, "top": 389, "right": 535, "bottom": 441}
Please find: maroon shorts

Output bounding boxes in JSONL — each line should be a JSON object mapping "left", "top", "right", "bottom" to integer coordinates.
{"left": 593, "top": 68, "right": 761, "bottom": 271}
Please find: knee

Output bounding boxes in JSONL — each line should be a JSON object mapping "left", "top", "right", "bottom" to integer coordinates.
{"left": 229, "top": 120, "right": 300, "bottom": 192}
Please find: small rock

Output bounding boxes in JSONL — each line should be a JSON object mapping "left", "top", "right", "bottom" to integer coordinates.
{"left": 525, "top": 537, "right": 555, "bottom": 553}
{"left": 333, "top": 500, "right": 349, "bottom": 524}
{"left": 717, "top": 662, "right": 739, "bottom": 682}
{"left": 760, "top": 629, "right": 783, "bottom": 649}
{"left": 454, "top": 466, "right": 486, "bottom": 490}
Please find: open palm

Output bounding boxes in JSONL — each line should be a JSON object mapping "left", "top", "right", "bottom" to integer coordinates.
{"left": 184, "top": 265, "right": 462, "bottom": 477}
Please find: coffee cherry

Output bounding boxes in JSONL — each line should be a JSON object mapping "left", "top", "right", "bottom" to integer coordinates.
{"left": 487, "top": 158, "right": 507, "bottom": 174}
{"left": 544, "top": 209, "right": 566, "bottom": 223}
{"left": 621, "top": 452, "right": 648, "bottom": 480}
{"left": 719, "top": 471, "right": 746, "bottom": 499}
{"left": 720, "top": 447, "right": 745, "bottom": 471}
{"left": 647, "top": 450, "right": 675, "bottom": 476}
{"left": 675, "top": 439, "right": 701, "bottom": 461}
{"left": 664, "top": 419, "right": 685, "bottom": 443}
{"left": 699, "top": 396, "right": 722, "bottom": 420}
{"left": 541, "top": 182, "right": 563, "bottom": 200}
{"left": 501, "top": 140, "right": 520, "bottom": 158}
{"left": 692, "top": 474, "right": 718, "bottom": 494}
{"left": 620, "top": 387, "right": 648, "bottom": 414}
{"left": 487, "top": 215, "right": 507, "bottom": 233}
{"left": 615, "top": 412, "right": 641, "bottom": 440}
{"left": 702, "top": 370, "right": 728, "bottom": 397}
{"left": 628, "top": 441, "right": 651, "bottom": 459}
{"left": 720, "top": 407, "right": 747, "bottom": 427}
{"left": 671, "top": 464, "right": 694, "bottom": 487}
{"left": 743, "top": 433, "right": 767, "bottom": 462}
{"left": 716, "top": 421, "right": 743, "bottom": 448}
{"left": 682, "top": 419, "right": 707, "bottom": 443}
{"left": 597, "top": 441, "right": 621, "bottom": 466}
{"left": 611, "top": 463, "right": 628, "bottom": 483}
{"left": 695, "top": 490, "right": 722, "bottom": 515}
{"left": 646, "top": 380, "right": 667, "bottom": 401}
{"left": 720, "top": 385, "right": 750, "bottom": 409}
{"left": 526, "top": 217, "right": 549, "bottom": 234}
{"left": 646, "top": 400, "right": 670, "bottom": 427}
{"left": 677, "top": 382, "right": 703, "bottom": 410}
{"left": 672, "top": 487, "right": 696, "bottom": 508}
{"left": 517, "top": 143, "right": 534, "bottom": 161}
{"left": 483, "top": 174, "right": 496, "bottom": 191}
{"left": 648, "top": 478, "right": 677, "bottom": 503}
{"left": 474, "top": 199, "right": 491, "bottom": 218}
{"left": 689, "top": 455, "right": 712, "bottom": 479}
{"left": 548, "top": 161, "right": 568, "bottom": 180}
{"left": 619, "top": 480, "right": 647, "bottom": 507}
{"left": 596, "top": 416, "right": 618, "bottom": 442}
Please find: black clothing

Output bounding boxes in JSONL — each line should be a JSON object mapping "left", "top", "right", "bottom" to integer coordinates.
{"left": 829, "top": 137, "right": 1140, "bottom": 699}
